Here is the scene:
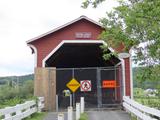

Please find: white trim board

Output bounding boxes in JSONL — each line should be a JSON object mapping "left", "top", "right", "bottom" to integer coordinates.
{"left": 129, "top": 49, "right": 133, "bottom": 99}
{"left": 27, "top": 44, "right": 37, "bottom": 67}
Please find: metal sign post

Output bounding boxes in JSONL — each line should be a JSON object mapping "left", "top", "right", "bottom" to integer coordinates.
{"left": 72, "top": 68, "right": 75, "bottom": 108}
{"left": 66, "top": 68, "right": 80, "bottom": 108}
{"left": 73, "top": 93, "right": 75, "bottom": 108}
{"left": 70, "top": 94, "right": 72, "bottom": 106}
{"left": 97, "top": 68, "right": 102, "bottom": 108}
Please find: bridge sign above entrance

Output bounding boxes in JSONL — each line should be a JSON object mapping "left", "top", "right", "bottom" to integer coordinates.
{"left": 66, "top": 78, "right": 80, "bottom": 93}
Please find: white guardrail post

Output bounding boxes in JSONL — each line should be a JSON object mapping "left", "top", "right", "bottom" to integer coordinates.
{"left": 3, "top": 106, "right": 12, "bottom": 119}
{"left": 38, "top": 97, "right": 45, "bottom": 112}
{"left": 58, "top": 113, "right": 64, "bottom": 120}
{"left": 68, "top": 106, "right": 73, "bottom": 120}
{"left": 80, "top": 97, "right": 84, "bottom": 113}
{"left": 15, "top": 104, "right": 22, "bottom": 118}
{"left": 56, "top": 95, "right": 59, "bottom": 112}
{"left": 76, "top": 103, "right": 80, "bottom": 120}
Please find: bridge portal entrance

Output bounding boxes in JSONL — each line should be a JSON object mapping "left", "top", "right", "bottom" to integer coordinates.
{"left": 43, "top": 41, "right": 123, "bottom": 110}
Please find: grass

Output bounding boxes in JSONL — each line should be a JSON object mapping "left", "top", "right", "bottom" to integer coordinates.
{"left": 131, "top": 115, "right": 137, "bottom": 120}
{"left": 135, "top": 97, "right": 160, "bottom": 108}
{"left": 23, "top": 112, "right": 47, "bottom": 120}
{"left": 79, "top": 113, "right": 88, "bottom": 120}
{"left": 0, "top": 98, "right": 24, "bottom": 109}
{"left": 130, "top": 88, "right": 160, "bottom": 120}
{"left": 134, "top": 88, "right": 160, "bottom": 109}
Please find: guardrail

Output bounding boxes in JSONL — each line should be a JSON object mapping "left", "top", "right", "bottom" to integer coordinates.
{"left": 0, "top": 97, "right": 44, "bottom": 120}
{"left": 123, "top": 96, "right": 160, "bottom": 120}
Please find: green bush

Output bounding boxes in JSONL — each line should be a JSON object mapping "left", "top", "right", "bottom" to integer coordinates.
{"left": 79, "top": 113, "right": 88, "bottom": 120}
{"left": 18, "top": 80, "right": 34, "bottom": 99}
{"left": 0, "top": 80, "right": 34, "bottom": 108}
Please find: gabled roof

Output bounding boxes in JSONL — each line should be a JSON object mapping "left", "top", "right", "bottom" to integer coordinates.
{"left": 26, "top": 15, "right": 103, "bottom": 44}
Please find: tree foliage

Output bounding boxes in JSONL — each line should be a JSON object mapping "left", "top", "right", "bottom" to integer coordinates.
{"left": 82, "top": 0, "right": 160, "bottom": 65}
{"left": 82, "top": 0, "right": 106, "bottom": 8}
{"left": 0, "top": 80, "right": 34, "bottom": 108}
{"left": 82, "top": 0, "right": 160, "bottom": 89}
{"left": 133, "top": 67, "right": 160, "bottom": 90}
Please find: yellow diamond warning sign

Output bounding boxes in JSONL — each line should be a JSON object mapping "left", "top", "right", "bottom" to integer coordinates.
{"left": 66, "top": 78, "right": 80, "bottom": 93}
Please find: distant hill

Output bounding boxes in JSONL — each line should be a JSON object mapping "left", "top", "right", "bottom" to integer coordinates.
{"left": 0, "top": 67, "right": 158, "bottom": 88}
{"left": 0, "top": 74, "right": 34, "bottom": 85}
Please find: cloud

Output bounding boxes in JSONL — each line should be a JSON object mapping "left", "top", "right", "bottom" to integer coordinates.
{"left": 0, "top": 0, "right": 118, "bottom": 76}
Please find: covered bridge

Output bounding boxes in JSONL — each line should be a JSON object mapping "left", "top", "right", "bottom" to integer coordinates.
{"left": 27, "top": 16, "right": 132, "bottom": 111}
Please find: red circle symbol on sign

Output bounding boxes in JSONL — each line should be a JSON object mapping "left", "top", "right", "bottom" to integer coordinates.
{"left": 80, "top": 80, "right": 91, "bottom": 92}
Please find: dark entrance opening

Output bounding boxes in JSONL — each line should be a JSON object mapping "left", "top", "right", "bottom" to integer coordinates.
{"left": 45, "top": 43, "right": 120, "bottom": 68}
{"left": 45, "top": 43, "right": 122, "bottom": 109}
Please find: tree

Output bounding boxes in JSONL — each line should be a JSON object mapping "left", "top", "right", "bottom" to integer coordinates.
{"left": 82, "top": 0, "right": 160, "bottom": 64}
{"left": 82, "top": 0, "right": 160, "bottom": 91}
{"left": 82, "top": 0, "right": 105, "bottom": 8}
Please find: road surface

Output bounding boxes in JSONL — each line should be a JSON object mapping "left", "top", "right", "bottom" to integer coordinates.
{"left": 44, "top": 110, "right": 130, "bottom": 120}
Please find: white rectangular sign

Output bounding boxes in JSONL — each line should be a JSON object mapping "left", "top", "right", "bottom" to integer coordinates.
{"left": 80, "top": 80, "right": 91, "bottom": 92}
{"left": 75, "top": 32, "right": 91, "bottom": 38}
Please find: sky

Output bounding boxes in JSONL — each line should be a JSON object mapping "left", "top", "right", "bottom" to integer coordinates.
{"left": 0, "top": 0, "right": 119, "bottom": 77}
